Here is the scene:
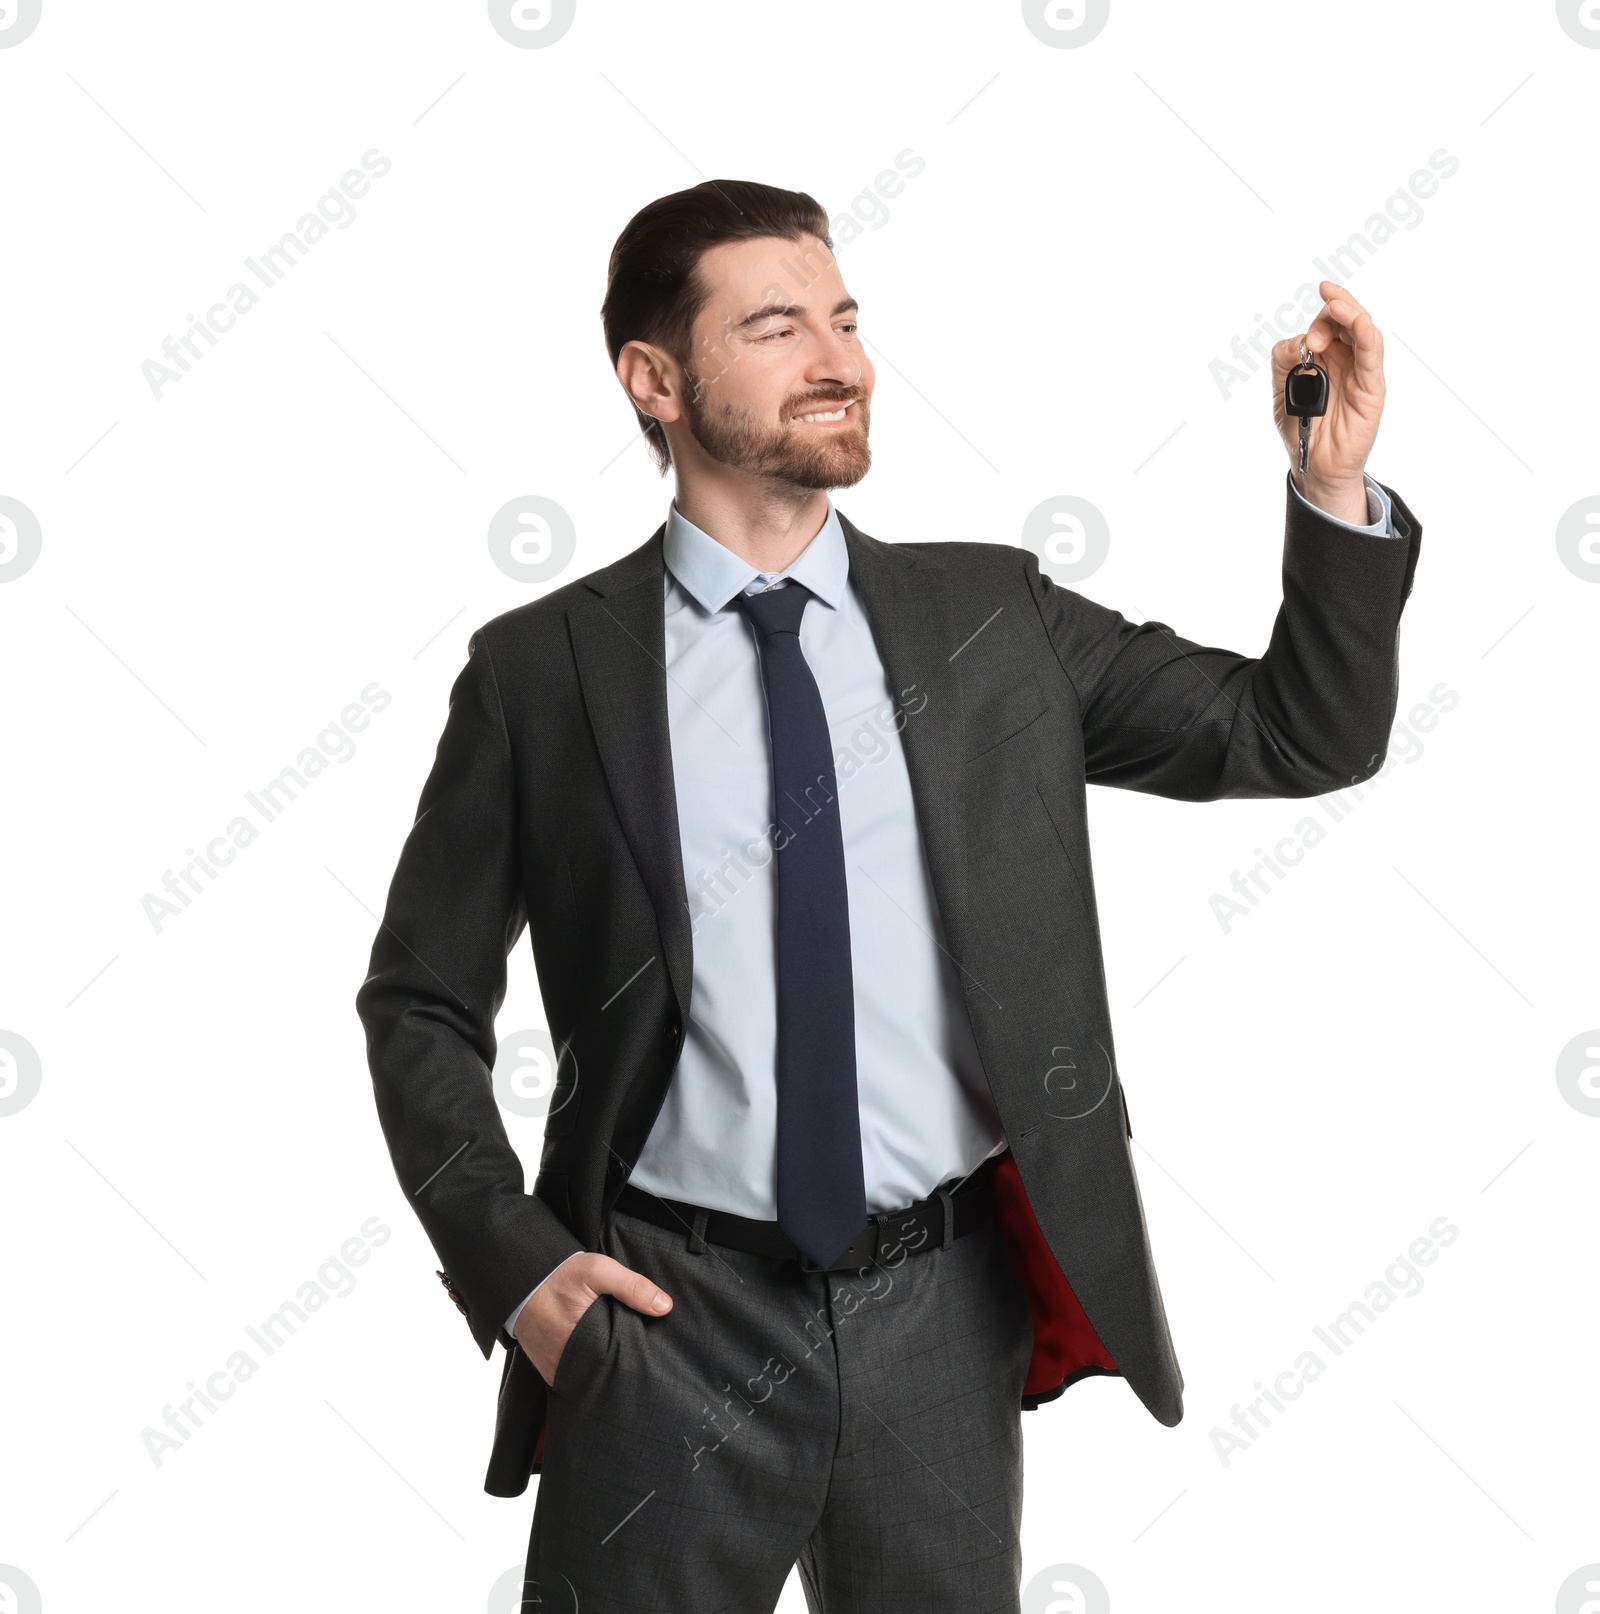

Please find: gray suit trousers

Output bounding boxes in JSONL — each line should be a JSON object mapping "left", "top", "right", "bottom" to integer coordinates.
{"left": 524, "top": 1195, "right": 1036, "bottom": 1612}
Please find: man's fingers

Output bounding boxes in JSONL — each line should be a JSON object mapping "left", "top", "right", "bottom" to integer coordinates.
{"left": 1307, "top": 286, "right": 1384, "bottom": 390}
{"left": 1273, "top": 283, "right": 1383, "bottom": 389}
{"left": 1271, "top": 333, "right": 1308, "bottom": 375}
{"left": 1301, "top": 279, "right": 1354, "bottom": 353}
{"left": 1338, "top": 306, "right": 1384, "bottom": 389}
{"left": 1305, "top": 304, "right": 1349, "bottom": 354}
{"left": 587, "top": 1252, "right": 673, "bottom": 1315}
{"left": 1307, "top": 282, "right": 1379, "bottom": 347}
{"left": 1317, "top": 279, "right": 1368, "bottom": 322}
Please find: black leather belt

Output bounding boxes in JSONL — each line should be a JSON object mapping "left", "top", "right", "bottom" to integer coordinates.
{"left": 613, "top": 1153, "right": 999, "bottom": 1272}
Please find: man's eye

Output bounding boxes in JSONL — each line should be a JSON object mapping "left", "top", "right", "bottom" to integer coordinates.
{"left": 758, "top": 328, "right": 793, "bottom": 343}
{"left": 837, "top": 323, "right": 858, "bottom": 336}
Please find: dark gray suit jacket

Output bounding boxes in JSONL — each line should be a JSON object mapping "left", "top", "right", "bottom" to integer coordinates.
{"left": 355, "top": 473, "right": 1421, "bottom": 1497}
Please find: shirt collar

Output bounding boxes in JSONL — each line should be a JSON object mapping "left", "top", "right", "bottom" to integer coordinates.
{"left": 664, "top": 497, "right": 850, "bottom": 614}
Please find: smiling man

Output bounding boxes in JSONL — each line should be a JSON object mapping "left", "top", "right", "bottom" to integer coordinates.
{"left": 355, "top": 178, "right": 1421, "bottom": 1612}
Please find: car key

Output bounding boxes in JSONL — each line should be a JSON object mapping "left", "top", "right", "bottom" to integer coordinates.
{"left": 1284, "top": 336, "right": 1328, "bottom": 475}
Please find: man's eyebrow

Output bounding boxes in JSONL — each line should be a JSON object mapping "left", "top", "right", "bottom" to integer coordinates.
{"left": 733, "top": 297, "right": 859, "bottom": 331}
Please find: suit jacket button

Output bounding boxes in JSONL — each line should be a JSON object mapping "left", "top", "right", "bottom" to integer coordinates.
{"left": 664, "top": 1022, "right": 680, "bottom": 1044}
{"left": 435, "top": 1269, "right": 468, "bottom": 1319}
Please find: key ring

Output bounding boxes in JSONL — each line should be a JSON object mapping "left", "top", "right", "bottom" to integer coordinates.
{"left": 1298, "top": 333, "right": 1315, "bottom": 369}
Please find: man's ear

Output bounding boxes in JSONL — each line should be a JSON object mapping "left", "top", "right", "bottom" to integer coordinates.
{"left": 617, "top": 338, "right": 682, "bottom": 425}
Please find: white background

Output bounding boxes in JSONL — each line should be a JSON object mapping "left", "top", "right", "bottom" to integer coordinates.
{"left": 2, "top": 2, "right": 1596, "bottom": 1610}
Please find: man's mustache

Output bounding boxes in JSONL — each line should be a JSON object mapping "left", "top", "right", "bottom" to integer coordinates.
{"left": 784, "top": 391, "right": 868, "bottom": 419}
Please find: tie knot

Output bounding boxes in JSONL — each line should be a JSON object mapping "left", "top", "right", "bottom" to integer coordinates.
{"left": 735, "top": 579, "right": 813, "bottom": 639}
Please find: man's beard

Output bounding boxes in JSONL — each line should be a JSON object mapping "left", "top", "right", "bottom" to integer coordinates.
{"left": 682, "top": 372, "right": 871, "bottom": 490}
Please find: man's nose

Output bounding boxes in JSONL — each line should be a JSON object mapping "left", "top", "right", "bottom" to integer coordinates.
{"left": 805, "top": 336, "right": 866, "bottom": 393}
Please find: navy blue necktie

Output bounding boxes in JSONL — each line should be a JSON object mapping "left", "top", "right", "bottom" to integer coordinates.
{"left": 736, "top": 580, "right": 867, "bottom": 1268}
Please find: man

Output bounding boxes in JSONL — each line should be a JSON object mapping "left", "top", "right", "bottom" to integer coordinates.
{"left": 355, "top": 178, "right": 1420, "bottom": 1611}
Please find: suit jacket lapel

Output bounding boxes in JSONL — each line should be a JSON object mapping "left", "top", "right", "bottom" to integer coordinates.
{"left": 839, "top": 512, "right": 969, "bottom": 962}
{"left": 567, "top": 525, "right": 695, "bottom": 1029}
{"left": 566, "top": 511, "right": 969, "bottom": 1035}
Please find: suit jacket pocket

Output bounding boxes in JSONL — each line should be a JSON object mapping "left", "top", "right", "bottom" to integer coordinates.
{"left": 965, "top": 673, "right": 1047, "bottom": 764}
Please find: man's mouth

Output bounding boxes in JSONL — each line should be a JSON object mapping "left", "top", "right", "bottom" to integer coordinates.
{"left": 791, "top": 399, "right": 860, "bottom": 426}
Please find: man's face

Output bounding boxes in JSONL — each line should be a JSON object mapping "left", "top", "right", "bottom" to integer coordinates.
{"left": 677, "top": 234, "right": 874, "bottom": 490}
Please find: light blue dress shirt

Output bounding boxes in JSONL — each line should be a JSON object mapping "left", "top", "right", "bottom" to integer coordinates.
{"left": 506, "top": 473, "right": 1397, "bottom": 1334}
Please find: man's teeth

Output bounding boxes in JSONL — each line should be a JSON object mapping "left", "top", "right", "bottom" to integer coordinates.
{"left": 797, "top": 405, "right": 850, "bottom": 422}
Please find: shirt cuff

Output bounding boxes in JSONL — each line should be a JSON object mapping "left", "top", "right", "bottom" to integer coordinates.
{"left": 503, "top": 1250, "right": 585, "bottom": 1340}
{"left": 1289, "top": 471, "right": 1396, "bottom": 536}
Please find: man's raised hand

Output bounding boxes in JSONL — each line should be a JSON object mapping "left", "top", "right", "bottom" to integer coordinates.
{"left": 1271, "top": 279, "right": 1387, "bottom": 525}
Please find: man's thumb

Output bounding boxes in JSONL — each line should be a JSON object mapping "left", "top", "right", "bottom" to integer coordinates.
{"left": 599, "top": 1259, "right": 672, "bottom": 1316}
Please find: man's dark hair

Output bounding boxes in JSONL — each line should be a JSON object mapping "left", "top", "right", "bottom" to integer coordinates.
{"left": 601, "top": 179, "right": 833, "bottom": 476}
